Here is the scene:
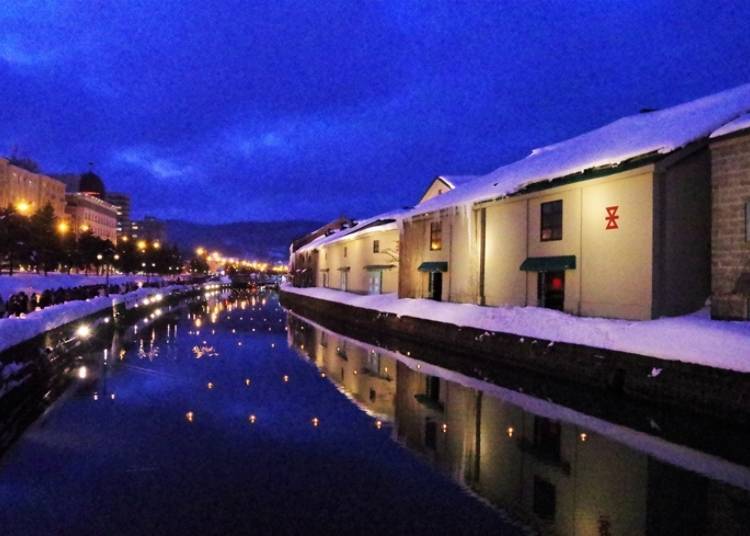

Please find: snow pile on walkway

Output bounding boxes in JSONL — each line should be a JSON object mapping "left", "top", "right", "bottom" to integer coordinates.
{"left": 0, "top": 273, "right": 175, "bottom": 299}
{"left": 0, "top": 285, "right": 189, "bottom": 354}
{"left": 283, "top": 286, "right": 750, "bottom": 373}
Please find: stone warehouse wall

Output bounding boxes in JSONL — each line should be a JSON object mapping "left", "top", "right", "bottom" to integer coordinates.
{"left": 711, "top": 130, "right": 750, "bottom": 319}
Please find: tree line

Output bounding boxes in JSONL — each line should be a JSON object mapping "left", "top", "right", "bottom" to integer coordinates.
{"left": 0, "top": 202, "right": 186, "bottom": 276}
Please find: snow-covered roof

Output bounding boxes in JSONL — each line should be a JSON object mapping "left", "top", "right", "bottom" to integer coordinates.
{"left": 411, "top": 82, "right": 750, "bottom": 216}
{"left": 710, "top": 112, "right": 750, "bottom": 139}
{"left": 438, "top": 175, "right": 480, "bottom": 188}
{"left": 297, "top": 208, "right": 406, "bottom": 253}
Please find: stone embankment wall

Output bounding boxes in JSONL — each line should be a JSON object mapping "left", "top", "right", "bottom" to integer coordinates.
{"left": 281, "top": 290, "right": 750, "bottom": 425}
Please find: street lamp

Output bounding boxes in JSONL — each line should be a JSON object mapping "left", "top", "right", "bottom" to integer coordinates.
{"left": 15, "top": 200, "right": 32, "bottom": 216}
{"left": 57, "top": 221, "right": 70, "bottom": 235}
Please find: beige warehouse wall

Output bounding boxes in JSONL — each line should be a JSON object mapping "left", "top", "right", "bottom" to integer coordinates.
{"left": 526, "top": 188, "right": 583, "bottom": 314}
{"left": 581, "top": 171, "right": 654, "bottom": 319}
{"left": 315, "top": 228, "right": 399, "bottom": 294}
{"left": 483, "top": 200, "right": 528, "bottom": 307}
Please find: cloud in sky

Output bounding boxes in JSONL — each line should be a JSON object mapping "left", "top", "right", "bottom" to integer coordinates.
{"left": 1, "top": 1, "right": 750, "bottom": 222}
{"left": 112, "top": 147, "right": 196, "bottom": 181}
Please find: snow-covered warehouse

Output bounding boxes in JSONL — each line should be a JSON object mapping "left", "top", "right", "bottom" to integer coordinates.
{"left": 399, "top": 83, "right": 750, "bottom": 320}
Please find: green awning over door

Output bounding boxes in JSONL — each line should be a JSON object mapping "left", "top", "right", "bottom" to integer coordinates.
{"left": 364, "top": 264, "right": 395, "bottom": 271}
{"left": 519, "top": 255, "right": 576, "bottom": 272}
{"left": 418, "top": 261, "right": 448, "bottom": 272}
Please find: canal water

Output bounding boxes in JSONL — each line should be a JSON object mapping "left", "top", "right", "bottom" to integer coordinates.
{"left": 1, "top": 289, "right": 748, "bottom": 535}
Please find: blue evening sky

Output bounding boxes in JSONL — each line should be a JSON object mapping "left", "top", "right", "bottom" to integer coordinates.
{"left": 1, "top": 1, "right": 749, "bottom": 222}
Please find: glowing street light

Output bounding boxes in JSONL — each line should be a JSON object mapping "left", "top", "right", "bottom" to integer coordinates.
{"left": 137, "top": 239, "right": 147, "bottom": 251}
{"left": 153, "top": 241, "right": 161, "bottom": 250}
{"left": 15, "top": 200, "right": 32, "bottom": 215}
{"left": 80, "top": 224, "right": 90, "bottom": 232}
{"left": 57, "top": 221, "right": 70, "bottom": 235}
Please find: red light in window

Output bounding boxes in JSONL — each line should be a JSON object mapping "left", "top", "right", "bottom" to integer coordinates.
{"left": 551, "top": 277, "right": 563, "bottom": 290}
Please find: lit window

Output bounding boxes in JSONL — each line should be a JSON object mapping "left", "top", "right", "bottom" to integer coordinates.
{"left": 541, "top": 200, "right": 563, "bottom": 241}
{"left": 373, "top": 240, "right": 380, "bottom": 253}
{"left": 430, "top": 222, "right": 442, "bottom": 251}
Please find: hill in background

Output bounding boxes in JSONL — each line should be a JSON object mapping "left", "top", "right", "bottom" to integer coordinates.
{"left": 164, "top": 219, "right": 322, "bottom": 262}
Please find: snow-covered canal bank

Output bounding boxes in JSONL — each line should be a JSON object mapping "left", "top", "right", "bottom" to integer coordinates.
{"left": 282, "top": 285, "right": 750, "bottom": 373}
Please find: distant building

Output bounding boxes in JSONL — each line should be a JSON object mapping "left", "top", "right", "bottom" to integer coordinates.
{"left": 129, "top": 215, "right": 167, "bottom": 243}
{"left": 65, "top": 193, "right": 118, "bottom": 242}
{"left": 0, "top": 158, "right": 67, "bottom": 216}
{"left": 709, "top": 114, "right": 750, "bottom": 319}
{"left": 52, "top": 170, "right": 107, "bottom": 198}
{"left": 105, "top": 192, "right": 131, "bottom": 236}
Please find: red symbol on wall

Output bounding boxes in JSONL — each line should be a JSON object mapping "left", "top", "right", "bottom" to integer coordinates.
{"left": 605, "top": 206, "right": 619, "bottom": 230}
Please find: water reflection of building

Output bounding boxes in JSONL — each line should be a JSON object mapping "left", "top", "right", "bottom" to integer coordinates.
{"left": 288, "top": 315, "right": 397, "bottom": 422}
{"left": 394, "top": 358, "right": 750, "bottom": 535}
{"left": 288, "top": 314, "right": 750, "bottom": 535}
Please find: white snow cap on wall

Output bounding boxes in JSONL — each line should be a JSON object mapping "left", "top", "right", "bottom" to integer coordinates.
{"left": 296, "top": 208, "right": 405, "bottom": 253}
{"left": 412, "top": 82, "right": 750, "bottom": 216}
{"left": 710, "top": 112, "right": 750, "bottom": 138}
{"left": 438, "top": 175, "right": 480, "bottom": 188}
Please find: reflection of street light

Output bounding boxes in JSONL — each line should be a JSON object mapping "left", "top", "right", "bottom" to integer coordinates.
{"left": 76, "top": 324, "right": 92, "bottom": 339}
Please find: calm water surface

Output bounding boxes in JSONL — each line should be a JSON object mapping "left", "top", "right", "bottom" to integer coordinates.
{"left": 1, "top": 289, "right": 749, "bottom": 535}
{"left": 0, "top": 290, "right": 523, "bottom": 535}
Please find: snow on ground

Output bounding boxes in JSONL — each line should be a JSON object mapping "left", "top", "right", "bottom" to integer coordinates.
{"left": 283, "top": 285, "right": 750, "bottom": 373}
{"left": 0, "top": 273, "right": 175, "bottom": 299}
{"left": 0, "top": 285, "right": 189, "bottom": 354}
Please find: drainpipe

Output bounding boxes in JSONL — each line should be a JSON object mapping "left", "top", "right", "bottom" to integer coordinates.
{"left": 479, "top": 207, "right": 486, "bottom": 305}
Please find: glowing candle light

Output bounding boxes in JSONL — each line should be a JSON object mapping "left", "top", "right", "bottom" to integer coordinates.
{"left": 207, "top": 382, "right": 214, "bottom": 390}
{"left": 283, "top": 375, "right": 289, "bottom": 383}
{"left": 506, "top": 426, "right": 514, "bottom": 438}
{"left": 441, "top": 423, "right": 448, "bottom": 433}
{"left": 248, "top": 414, "right": 257, "bottom": 424}
{"left": 311, "top": 417, "right": 320, "bottom": 427}
{"left": 579, "top": 432, "right": 588, "bottom": 442}
{"left": 375, "top": 420, "right": 383, "bottom": 430}
{"left": 185, "top": 411, "right": 194, "bottom": 423}
{"left": 245, "top": 378, "right": 251, "bottom": 386}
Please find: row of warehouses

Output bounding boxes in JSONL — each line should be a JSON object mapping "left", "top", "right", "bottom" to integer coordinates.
{"left": 290, "top": 84, "right": 750, "bottom": 321}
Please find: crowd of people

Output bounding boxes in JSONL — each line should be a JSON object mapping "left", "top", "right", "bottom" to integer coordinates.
{"left": 0, "top": 280, "right": 174, "bottom": 318}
